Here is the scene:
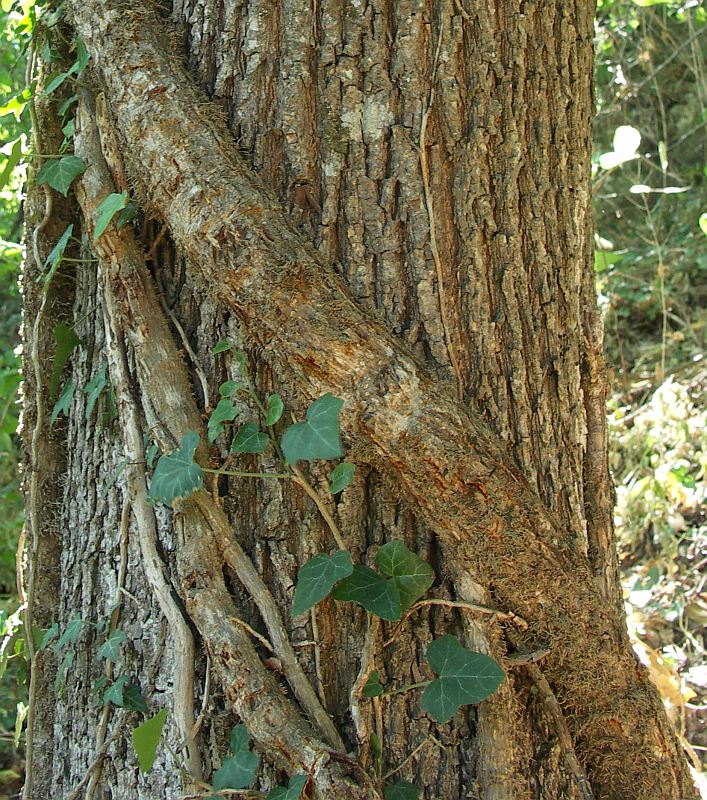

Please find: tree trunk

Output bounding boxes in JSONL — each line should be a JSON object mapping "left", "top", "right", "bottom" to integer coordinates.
{"left": 20, "top": 1, "right": 697, "bottom": 799}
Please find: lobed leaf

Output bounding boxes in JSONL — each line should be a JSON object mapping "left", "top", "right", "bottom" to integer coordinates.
{"left": 148, "top": 431, "right": 204, "bottom": 507}
{"left": 231, "top": 421, "right": 268, "bottom": 454}
{"left": 267, "top": 774, "right": 307, "bottom": 800}
{"left": 292, "top": 550, "right": 353, "bottom": 618}
{"left": 332, "top": 565, "right": 401, "bottom": 620}
{"left": 93, "top": 191, "right": 128, "bottom": 241}
{"left": 36, "top": 155, "right": 86, "bottom": 196}
{"left": 280, "top": 393, "right": 344, "bottom": 463}
{"left": 98, "top": 629, "right": 126, "bottom": 661}
{"left": 207, "top": 398, "right": 237, "bottom": 443}
{"left": 420, "top": 635, "right": 505, "bottom": 723}
{"left": 376, "top": 540, "right": 434, "bottom": 612}
{"left": 384, "top": 782, "right": 419, "bottom": 800}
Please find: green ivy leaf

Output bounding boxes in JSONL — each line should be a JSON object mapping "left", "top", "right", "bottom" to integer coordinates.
{"left": 73, "top": 36, "right": 89, "bottom": 73}
{"left": 384, "top": 781, "right": 419, "bottom": 800}
{"left": 219, "top": 380, "right": 240, "bottom": 397}
{"left": 84, "top": 365, "right": 108, "bottom": 420}
{"left": 420, "top": 636, "right": 505, "bottom": 723}
{"left": 116, "top": 199, "right": 138, "bottom": 229}
{"left": 51, "top": 379, "right": 74, "bottom": 424}
{"left": 292, "top": 550, "right": 353, "bottom": 618}
{"left": 123, "top": 683, "right": 149, "bottom": 713}
{"left": 376, "top": 541, "right": 434, "bottom": 612}
{"left": 94, "top": 191, "right": 128, "bottom": 241}
{"left": 280, "top": 393, "right": 344, "bottom": 463}
{"left": 265, "top": 393, "right": 284, "bottom": 426}
{"left": 0, "top": 138, "right": 23, "bottom": 193}
{"left": 43, "top": 70, "right": 71, "bottom": 95}
{"left": 212, "top": 724, "right": 259, "bottom": 790}
{"left": 212, "top": 340, "right": 232, "bottom": 354}
{"left": 103, "top": 675, "right": 128, "bottom": 707}
{"left": 53, "top": 615, "right": 84, "bottom": 651}
{"left": 49, "top": 323, "right": 80, "bottom": 400}
{"left": 231, "top": 422, "right": 268, "bottom": 454}
{"left": 329, "top": 462, "right": 355, "bottom": 494}
{"left": 370, "top": 731, "right": 383, "bottom": 760}
{"left": 148, "top": 431, "right": 204, "bottom": 507}
{"left": 58, "top": 94, "right": 78, "bottom": 117}
{"left": 43, "top": 224, "right": 73, "bottom": 286}
{"left": 267, "top": 774, "right": 307, "bottom": 800}
{"left": 332, "top": 565, "right": 401, "bottom": 621}
{"left": 38, "top": 622, "right": 59, "bottom": 651}
{"left": 363, "top": 670, "right": 383, "bottom": 698}
{"left": 54, "top": 651, "right": 74, "bottom": 693}
{"left": 98, "top": 629, "right": 126, "bottom": 660}
{"left": 36, "top": 155, "right": 86, "bottom": 196}
{"left": 207, "top": 398, "right": 238, "bottom": 443}
{"left": 132, "top": 708, "right": 168, "bottom": 772}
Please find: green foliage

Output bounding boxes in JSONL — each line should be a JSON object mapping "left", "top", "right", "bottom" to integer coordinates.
{"left": 83, "top": 364, "right": 109, "bottom": 420}
{"left": 42, "top": 223, "right": 72, "bottom": 285}
{"left": 97, "top": 629, "right": 126, "bottom": 660}
{"left": 149, "top": 431, "right": 204, "bottom": 507}
{"left": 212, "top": 723, "right": 259, "bottom": 791}
{"left": 363, "top": 671, "right": 383, "bottom": 698}
{"left": 291, "top": 550, "right": 353, "bottom": 618}
{"left": 281, "top": 393, "right": 344, "bottom": 463}
{"left": 332, "top": 541, "right": 433, "bottom": 620}
{"left": 208, "top": 397, "right": 237, "bottom": 443}
{"left": 329, "top": 462, "right": 355, "bottom": 494}
{"left": 212, "top": 340, "right": 232, "bottom": 354}
{"left": 384, "top": 782, "right": 419, "bottom": 800}
{"left": 132, "top": 708, "right": 168, "bottom": 772}
{"left": 265, "top": 393, "right": 283, "bottom": 426}
{"left": 49, "top": 322, "right": 79, "bottom": 399}
{"left": 420, "top": 636, "right": 505, "bottom": 723}
{"left": 231, "top": 421, "right": 268, "bottom": 454}
{"left": 267, "top": 774, "right": 307, "bottom": 800}
{"left": 50, "top": 378, "right": 73, "bottom": 424}
{"left": 93, "top": 190, "right": 127, "bottom": 241}
{"left": 36, "top": 155, "right": 85, "bottom": 196}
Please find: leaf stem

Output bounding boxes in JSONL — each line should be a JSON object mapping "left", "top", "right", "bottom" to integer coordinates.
{"left": 203, "top": 467, "right": 291, "bottom": 480}
{"left": 378, "top": 681, "right": 430, "bottom": 699}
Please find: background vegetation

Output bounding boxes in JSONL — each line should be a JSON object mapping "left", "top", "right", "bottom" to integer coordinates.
{"left": 0, "top": 0, "right": 704, "bottom": 793}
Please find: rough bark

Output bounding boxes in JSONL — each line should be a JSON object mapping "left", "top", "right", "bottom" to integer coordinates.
{"left": 19, "top": 0, "right": 698, "bottom": 798}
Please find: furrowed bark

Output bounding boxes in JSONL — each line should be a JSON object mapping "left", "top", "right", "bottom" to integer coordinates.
{"left": 74, "top": 94, "right": 377, "bottom": 800}
{"left": 66, "top": 1, "right": 697, "bottom": 797}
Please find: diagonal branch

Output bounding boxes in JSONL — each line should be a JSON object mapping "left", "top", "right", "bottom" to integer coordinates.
{"left": 66, "top": 2, "right": 697, "bottom": 798}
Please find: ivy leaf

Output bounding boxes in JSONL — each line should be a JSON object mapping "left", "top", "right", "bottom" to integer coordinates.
{"left": 207, "top": 398, "right": 238, "bottom": 443}
{"left": 123, "top": 683, "right": 149, "bottom": 713}
{"left": 116, "top": 199, "right": 138, "bottom": 229}
{"left": 267, "top": 774, "right": 308, "bottom": 800}
{"left": 370, "top": 731, "right": 383, "bottom": 760}
{"left": 53, "top": 615, "right": 84, "bottom": 651}
{"left": 132, "top": 708, "right": 168, "bottom": 772}
{"left": 51, "top": 379, "right": 74, "bottom": 424}
{"left": 332, "top": 565, "right": 401, "bottom": 621}
{"left": 43, "top": 70, "right": 71, "bottom": 95}
{"left": 212, "top": 340, "right": 232, "bottom": 354}
{"left": 420, "top": 635, "right": 505, "bottom": 723}
{"left": 54, "top": 651, "right": 74, "bottom": 693}
{"left": 384, "top": 782, "right": 419, "bottom": 800}
{"left": 292, "top": 550, "right": 353, "bottom": 618}
{"left": 36, "top": 155, "right": 86, "bottom": 196}
{"left": 103, "top": 675, "right": 129, "bottom": 707}
{"left": 58, "top": 94, "right": 78, "bottom": 117}
{"left": 231, "top": 422, "right": 268, "bottom": 454}
{"left": 94, "top": 191, "right": 128, "bottom": 241}
{"left": 84, "top": 365, "right": 108, "bottom": 420}
{"left": 265, "top": 393, "right": 284, "bottom": 426}
{"left": 148, "top": 431, "right": 204, "bottom": 507}
{"left": 73, "top": 36, "right": 89, "bottom": 73}
{"left": 98, "top": 629, "right": 126, "bottom": 661}
{"left": 363, "top": 670, "right": 383, "bottom": 698}
{"left": 219, "top": 380, "right": 240, "bottom": 397}
{"left": 212, "top": 724, "right": 259, "bottom": 790}
{"left": 376, "top": 541, "right": 434, "bottom": 612}
{"left": 49, "top": 323, "right": 80, "bottom": 400}
{"left": 38, "top": 622, "right": 59, "bottom": 651}
{"left": 280, "top": 393, "right": 344, "bottom": 463}
{"left": 42, "top": 223, "right": 73, "bottom": 286}
{"left": 329, "top": 462, "right": 355, "bottom": 494}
